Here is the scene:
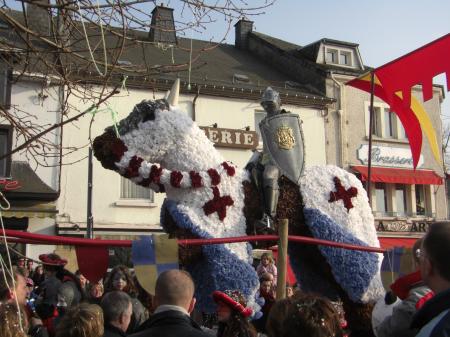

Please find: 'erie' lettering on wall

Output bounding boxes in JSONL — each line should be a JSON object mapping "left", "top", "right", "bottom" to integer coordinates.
{"left": 200, "top": 127, "right": 258, "bottom": 150}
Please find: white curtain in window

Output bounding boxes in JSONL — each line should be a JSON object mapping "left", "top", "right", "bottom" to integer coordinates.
{"left": 121, "top": 177, "right": 154, "bottom": 201}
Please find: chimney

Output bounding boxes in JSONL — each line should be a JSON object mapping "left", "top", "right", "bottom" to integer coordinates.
{"left": 26, "top": 0, "right": 52, "bottom": 37}
{"left": 149, "top": 5, "right": 177, "bottom": 44}
{"left": 234, "top": 19, "right": 253, "bottom": 50}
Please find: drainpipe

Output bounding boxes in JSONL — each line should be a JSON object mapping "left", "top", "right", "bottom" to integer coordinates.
{"left": 192, "top": 86, "right": 200, "bottom": 121}
{"left": 329, "top": 72, "right": 345, "bottom": 168}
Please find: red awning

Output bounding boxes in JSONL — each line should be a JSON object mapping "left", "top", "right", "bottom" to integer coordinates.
{"left": 352, "top": 166, "right": 443, "bottom": 185}
{"left": 379, "top": 237, "right": 418, "bottom": 250}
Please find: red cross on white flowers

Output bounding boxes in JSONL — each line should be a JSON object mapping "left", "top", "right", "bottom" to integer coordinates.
{"left": 328, "top": 176, "right": 358, "bottom": 212}
{"left": 203, "top": 186, "right": 234, "bottom": 221}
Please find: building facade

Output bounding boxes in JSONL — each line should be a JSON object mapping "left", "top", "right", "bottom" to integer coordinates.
{"left": 239, "top": 27, "right": 447, "bottom": 246}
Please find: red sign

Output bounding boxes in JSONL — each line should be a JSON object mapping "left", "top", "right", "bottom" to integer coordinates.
{"left": 0, "top": 179, "right": 21, "bottom": 191}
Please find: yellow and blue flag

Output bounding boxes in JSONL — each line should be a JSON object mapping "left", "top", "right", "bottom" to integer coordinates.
{"left": 132, "top": 234, "right": 179, "bottom": 295}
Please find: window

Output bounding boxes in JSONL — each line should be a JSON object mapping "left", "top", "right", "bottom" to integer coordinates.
{"left": 415, "top": 185, "right": 426, "bottom": 216}
{"left": 365, "top": 102, "right": 407, "bottom": 140}
{"left": 395, "top": 185, "right": 407, "bottom": 216}
{"left": 384, "top": 108, "right": 395, "bottom": 138}
{"left": 120, "top": 177, "right": 154, "bottom": 201}
{"left": 371, "top": 106, "right": 382, "bottom": 137}
{"left": 0, "top": 125, "right": 12, "bottom": 178}
{"left": 375, "top": 183, "right": 387, "bottom": 215}
{"left": 326, "top": 49, "right": 338, "bottom": 64}
{"left": 340, "top": 51, "right": 352, "bottom": 66}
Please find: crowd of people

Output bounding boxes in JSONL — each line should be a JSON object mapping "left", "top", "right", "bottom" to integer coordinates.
{"left": 1, "top": 221, "right": 450, "bottom": 337}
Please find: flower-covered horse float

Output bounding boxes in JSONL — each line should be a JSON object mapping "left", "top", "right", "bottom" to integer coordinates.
{"left": 93, "top": 82, "right": 385, "bottom": 334}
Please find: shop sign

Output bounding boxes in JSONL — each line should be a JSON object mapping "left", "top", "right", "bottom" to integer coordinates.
{"left": 376, "top": 220, "right": 430, "bottom": 232}
{"left": 200, "top": 126, "right": 258, "bottom": 150}
{"left": 357, "top": 145, "right": 424, "bottom": 168}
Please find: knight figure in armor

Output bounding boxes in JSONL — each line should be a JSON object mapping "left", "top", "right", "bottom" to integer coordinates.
{"left": 246, "top": 87, "right": 305, "bottom": 230}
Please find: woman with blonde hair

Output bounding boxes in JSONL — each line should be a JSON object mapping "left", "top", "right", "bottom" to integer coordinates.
{"left": 55, "top": 303, "right": 103, "bottom": 337}
{"left": 256, "top": 253, "right": 277, "bottom": 283}
{"left": 0, "top": 302, "right": 28, "bottom": 337}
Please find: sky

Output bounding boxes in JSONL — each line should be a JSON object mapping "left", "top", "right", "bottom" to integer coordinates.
{"left": 170, "top": 0, "right": 450, "bottom": 122}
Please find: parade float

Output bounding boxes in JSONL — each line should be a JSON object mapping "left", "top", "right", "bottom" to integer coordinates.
{"left": 92, "top": 80, "right": 385, "bottom": 333}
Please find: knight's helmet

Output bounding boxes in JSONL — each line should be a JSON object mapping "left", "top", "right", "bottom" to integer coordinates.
{"left": 260, "top": 87, "right": 281, "bottom": 117}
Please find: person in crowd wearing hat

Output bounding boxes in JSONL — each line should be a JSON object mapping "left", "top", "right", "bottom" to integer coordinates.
{"left": 375, "top": 238, "right": 433, "bottom": 337}
{"left": 101, "top": 291, "right": 133, "bottom": 337}
{"left": 281, "top": 293, "right": 343, "bottom": 337}
{"left": 55, "top": 303, "right": 104, "bottom": 337}
{"left": 35, "top": 254, "right": 64, "bottom": 319}
{"left": 104, "top": 265, "right": 147, "bottom": 333}
{"left": 411, "top": 222, "right": 450, "bottom": 337}
{"left": 130, "top": 269, "right": 210, "bottom": 337}
{"left": 213, "top": 289, "right": 257, "bottom": 337}
{"left": 36, "top": 253, "right": 82, "bottom": 336}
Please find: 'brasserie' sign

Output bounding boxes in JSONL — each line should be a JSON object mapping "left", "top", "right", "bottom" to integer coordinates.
{"left": 357, "top": 144, "right": 424, "bottom": 168}
{"left": 200, "top": 127, "right": 259, "bottom": 150}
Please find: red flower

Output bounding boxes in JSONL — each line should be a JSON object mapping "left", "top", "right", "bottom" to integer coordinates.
{"left": 203, "top": 186, "right": 234, "bottom": 221}
{"left": 221, "top": 162, "right": 235, "bottom": 176}
{"left": 111, "top": 139, "right": 128, "bottom": 161}
{"left": 149, "top": 165, "right": 163, "bottom": 183}
{"left": 124, "top": 156, "right": 143, "bottom": 178}
{"left": 207, "top": 168, "right": 221, "bottom": 186}
{"left": 170, "top": 171, "right": 183, "bottom": 188}
{"left": 189, "top": 171, "right": 203, "bottom": 188}
{"left": 328, "top": 177, "right": 358, "bottom": 212}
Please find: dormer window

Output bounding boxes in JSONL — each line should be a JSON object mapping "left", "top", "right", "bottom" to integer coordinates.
{"left": 326, "top": 49, "right": 338, "bottom": 64}
{"left": 340, "top": 51, "right": 352, "bottom": 66}
{"left": 324, "top": 45, "right": 357, "bottom": 68}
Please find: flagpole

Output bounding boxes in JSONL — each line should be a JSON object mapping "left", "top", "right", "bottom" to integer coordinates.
{"left": 367, "top": 71, "right": 375, "bottom": 206}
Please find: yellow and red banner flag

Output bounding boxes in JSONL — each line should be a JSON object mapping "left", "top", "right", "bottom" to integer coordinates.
{"left": 347, "top": 33, "right": 450, "bottom": 168}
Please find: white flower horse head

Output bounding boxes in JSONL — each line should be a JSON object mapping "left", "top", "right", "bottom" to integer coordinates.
{"left": 94, "top": 80, "right": 260, "bottom": 313}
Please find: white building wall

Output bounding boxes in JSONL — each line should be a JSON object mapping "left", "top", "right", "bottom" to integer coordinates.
{"left": 10, "top": 81, "right": 61, "bottom": 189}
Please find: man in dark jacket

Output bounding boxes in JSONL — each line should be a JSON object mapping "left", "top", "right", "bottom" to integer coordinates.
{"left": 411, "top": 222, "right": 450, "bottom": 337}
{"left": 101, "top": 291, "right": 133, "bottom": 337}
{"left": 130, "top": 269, "right": 210, "bottom": 337}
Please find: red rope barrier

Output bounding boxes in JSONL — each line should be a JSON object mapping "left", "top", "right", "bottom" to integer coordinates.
{"left": 1, "top": 229, "right": 385, "bottom": 253}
